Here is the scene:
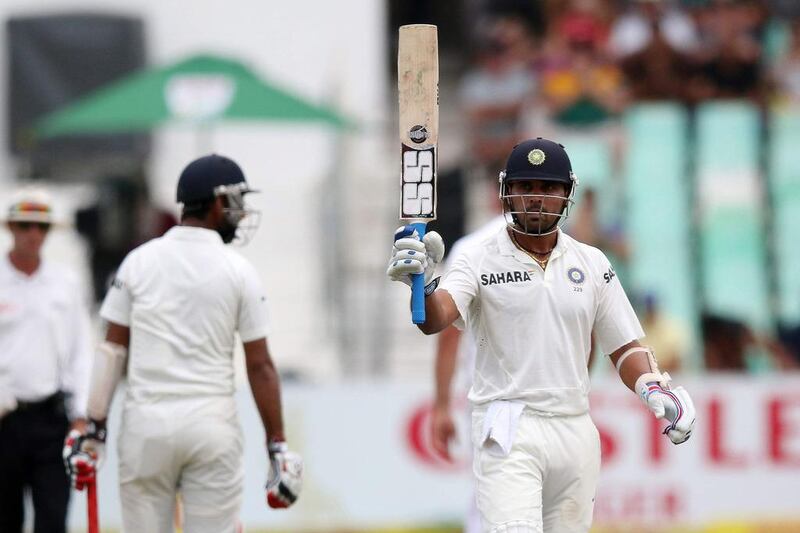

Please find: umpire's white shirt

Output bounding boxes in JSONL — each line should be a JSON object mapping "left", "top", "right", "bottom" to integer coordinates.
{"left": 441, "top": 227, "right": 643, "bottom": 415}
{"left": 0, "top": 255, "right": 92, "bottom": 419}
{"left": 100, "top": 226, "right": 269, "bottom": 402}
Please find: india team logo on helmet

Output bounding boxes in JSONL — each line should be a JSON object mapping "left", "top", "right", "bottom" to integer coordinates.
{"left": 527, "top": 149, "right": 546, "bottom": 166}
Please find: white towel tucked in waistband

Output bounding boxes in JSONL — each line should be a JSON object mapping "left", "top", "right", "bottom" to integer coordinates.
{"left": 480, "top": 400, "right": 525, "bottom": 457}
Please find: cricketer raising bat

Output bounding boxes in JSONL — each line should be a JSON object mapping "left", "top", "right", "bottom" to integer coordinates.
{"left": 397, "top": 24, "right": 439, "bottom": 324}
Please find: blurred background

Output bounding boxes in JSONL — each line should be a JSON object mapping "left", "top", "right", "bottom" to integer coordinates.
{"left": 1, "top": 0, "right": 800, "bottom": 531}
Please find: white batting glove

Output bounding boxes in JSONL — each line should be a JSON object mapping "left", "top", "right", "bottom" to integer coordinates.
{"left": 637, "top": 376, "right": 696, "bottom": 445}
{"left": 266, "top": 441, "right": 303, "bottom": 509}
{"left": 386, "top": 226, "right": 445, "bottom": 288}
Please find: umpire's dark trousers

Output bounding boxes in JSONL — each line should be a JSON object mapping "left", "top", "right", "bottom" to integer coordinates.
{"left": 0, "top": 393, "right": 70, "bottom": 533}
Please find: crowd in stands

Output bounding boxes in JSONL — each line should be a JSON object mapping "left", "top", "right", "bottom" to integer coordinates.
{"left": 453, "top": 0, "right": 800, "bottom": 372}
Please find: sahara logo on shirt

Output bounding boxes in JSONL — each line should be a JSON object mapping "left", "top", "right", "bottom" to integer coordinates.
{"left": 481, "top": 270, "right": 534, "bottom": 286}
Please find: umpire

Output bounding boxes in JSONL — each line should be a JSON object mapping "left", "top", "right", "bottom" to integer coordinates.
{"left": 0, "top": 187, "right": 92, "bottom": 533}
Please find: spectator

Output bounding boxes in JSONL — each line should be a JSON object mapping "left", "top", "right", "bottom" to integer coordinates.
{"left": 537, "top": 24, "right": 627, "bottom": 128}
{"left": 640, "top": 293, "right": 690, "bottom": 373}
{"left": 459, "top": 16, "right": 537, "bottom": 174}
{"left": 777, "top": 321, "right": 800, "bottom": 367}
{"left": 532, "top": 1, "right": 628, "bottom": 172}
{"left": 692, "top": 0, "right": 766, "bottom": 101}
{"left": 611, "top": 0, "right": 702, "bottom": 102}
{"left": 702, "top": 312, "right": 796, "bottom": 372}
{"left": 702, "top": 313, "right": 752, "bottom": 371}
{"left": 770, "top": 18, "right": 800, "bottom": 105}
{"left": 609, "top": 0, "right": 699, "bottom": 59}
{"left": 565, "top": 187, "right": 628, "bottom": 264}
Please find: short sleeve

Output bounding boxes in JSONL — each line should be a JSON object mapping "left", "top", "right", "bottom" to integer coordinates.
{"left": 237, "top": 261, "right": 269, "bottom": 343}
{"left": 593, "top": 255, "right": 645, "bottom": 355}
{"left": 99, "top": 254, "right": 134, "bottom": 326}
{"left": 439, "top": 252, "right": 479, "bottom": 330}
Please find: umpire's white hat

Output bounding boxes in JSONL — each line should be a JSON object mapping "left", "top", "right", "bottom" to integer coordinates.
{"left": 6, "top": 187, "right": 54, "bottom": 224}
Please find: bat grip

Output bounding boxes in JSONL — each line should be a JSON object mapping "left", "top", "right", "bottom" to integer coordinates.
{"left": 87, "top": 478, "right": 99, "bottom": 533}
{"left": 409, "top": 221, "right": 427, "bottom": 324}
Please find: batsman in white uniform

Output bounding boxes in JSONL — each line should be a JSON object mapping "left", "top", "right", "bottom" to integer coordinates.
{"left": 389, "top": 138, "right": 695, "bottom": 533}
{"left": 63, "top": 154, "right": 302, "bottom": 532}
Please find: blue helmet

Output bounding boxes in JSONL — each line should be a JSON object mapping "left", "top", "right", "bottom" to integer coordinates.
{"left": 176, "top": 154, "right": 251, "bottom": 204}
{"left": 176, "top": 154, "right": 260, "bottom": 244}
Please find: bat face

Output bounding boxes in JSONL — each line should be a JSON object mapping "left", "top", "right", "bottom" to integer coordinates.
{"left": 398, "top": 24, "right": 438, "bottom": 222}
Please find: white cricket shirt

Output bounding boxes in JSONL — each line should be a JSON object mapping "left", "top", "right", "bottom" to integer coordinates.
{"left": 100, "top": 226, "right": 269, "bottom": 402}
{"left": 0, "top": 255, "right": 92, "bottom": 419}
{"left": 440, "top": 228, "right": 644, "bottom": 415}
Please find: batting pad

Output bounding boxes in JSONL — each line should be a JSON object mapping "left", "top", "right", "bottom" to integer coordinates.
{"left": 87, "top": 341, "right": 128, "bottom": 420}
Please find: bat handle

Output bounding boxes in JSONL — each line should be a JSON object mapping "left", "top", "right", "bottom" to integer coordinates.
{"left": 409, "top": 221, "right": 427, "bottom": 324}
{"left": 87, "top": 478, "right": 99, "bottom": 533}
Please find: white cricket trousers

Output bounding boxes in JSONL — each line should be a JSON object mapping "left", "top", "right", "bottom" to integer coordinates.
{"left": 117, "top": 395, "right": 244, "bottom": 533}
{"left": 471, "top": 408, "right": 601, "bottom": 533}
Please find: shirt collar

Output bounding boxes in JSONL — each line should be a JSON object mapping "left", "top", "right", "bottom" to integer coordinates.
{"left": 550, "top": 230, "right": 569, "bottom": 261}
{"left": 164, "top": 225, "right": 224, "bottom": 244}
{"left": 497, "top": 227, "right": 569, "bottom": 263}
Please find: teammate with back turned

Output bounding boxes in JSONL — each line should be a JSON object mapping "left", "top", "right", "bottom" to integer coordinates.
{"left": 62, "top": 154, "right": 302, "bottom": 532}
{"left": 388, "top": 138, "right": 696, "bottom": 533}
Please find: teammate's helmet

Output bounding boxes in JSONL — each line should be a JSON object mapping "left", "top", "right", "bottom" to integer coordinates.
{"left": 498, "top": 138, "right": 579, "bottom": 236}
{"left": 176, "top": 154, "right": 260, "bottom": 244}
{"left": 177, "top": 154, "right": 248, "bottom": 203}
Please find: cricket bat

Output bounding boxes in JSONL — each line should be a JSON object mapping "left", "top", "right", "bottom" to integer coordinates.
{"left": 87, "top": 477, "right": 99, "bottom": 533}
{"left": 398, "top": 24, "right": 439, "bottom": 324}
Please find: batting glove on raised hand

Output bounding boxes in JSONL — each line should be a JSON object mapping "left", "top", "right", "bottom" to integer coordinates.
{"left": 266, "top": 441, "right": 303, "bottom": 509}
{"left": 62, "top": 421, "right": 106, "bottom": 490}
{"left": 386, "top": 226, "right": 445, "bottom": 288}
{"left": 637, "top": 376, "right": 696, "bottom": 445}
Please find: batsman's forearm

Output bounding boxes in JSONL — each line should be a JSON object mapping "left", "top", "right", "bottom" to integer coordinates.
{"left": 610, "top": 341, "right": 654, "bottom": 392}
{"left": 617, "top": 353, "right": 652, "bottom": 392}
{"left": 247, "top": 360, "right": 286, "bottom": 443}
{"left": 418, "top": 290, "right": 458, "bottom": 335}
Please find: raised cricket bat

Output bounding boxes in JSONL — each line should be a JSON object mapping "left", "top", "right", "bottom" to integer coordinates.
{"left": 398, "top": 24, "right": 439, "bottom": 324}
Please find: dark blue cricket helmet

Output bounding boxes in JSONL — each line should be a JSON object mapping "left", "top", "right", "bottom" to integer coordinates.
{"left": 498, "top": 138, "right": 580, "bottom": 236}
{"left": 176, "top": 154, "right": 260, "bottom": 244}
{"left": 176, "top": 154, "right": 251, "bottom": 205}
{"left": 500, "top": 138, "right": 576, "bottom": 190}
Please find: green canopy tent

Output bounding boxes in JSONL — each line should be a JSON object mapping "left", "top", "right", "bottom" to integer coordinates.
{"left": 35, "top": 53, "right": 351, "bottom": 138}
